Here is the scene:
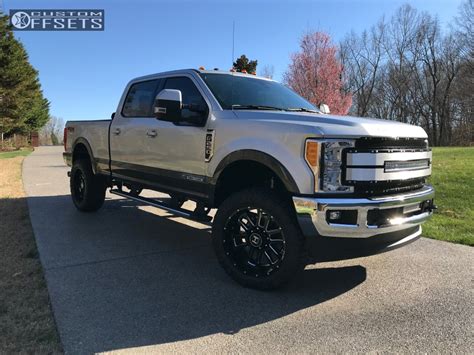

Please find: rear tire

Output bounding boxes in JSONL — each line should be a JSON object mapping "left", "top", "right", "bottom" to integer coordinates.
{"left": 70, "top": 159, "right": 106, "bottom": 212}
{"left": 212, "top": 188, "right": 305, "bottom": 290}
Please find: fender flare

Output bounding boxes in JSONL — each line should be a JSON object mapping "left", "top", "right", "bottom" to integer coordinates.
{"left": 72, "top": 137, "right": 98, "bottom": 174}
{"left": 211, "top": 149, "right": 300, "bottom": 194}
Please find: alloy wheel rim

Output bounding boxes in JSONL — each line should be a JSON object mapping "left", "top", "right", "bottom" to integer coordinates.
{"left": 74, "top": 170, "right": 85, "bottom": 202}
{"left": 223, "top": 207, "right": 286, "bottom": 278}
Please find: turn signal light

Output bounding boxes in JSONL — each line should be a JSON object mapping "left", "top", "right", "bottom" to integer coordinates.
{"left": 305, "top": 140, "right": 320, "bottom": 192}
{"left": 305, "top": 140, "right": 320, "bottom": 167}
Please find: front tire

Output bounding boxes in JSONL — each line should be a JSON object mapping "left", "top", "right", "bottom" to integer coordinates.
{"left": 70, "top": 159, "right": 106, "bottom": 212}
{"left": 212, "top": 188, "right": 305, "bottom": 290}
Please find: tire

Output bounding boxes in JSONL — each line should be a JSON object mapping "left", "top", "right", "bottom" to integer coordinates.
{"left": 212, "top": 188, "right": 305, "bottom": 290}
{"left": 70, "top": 159, "right": 106, "bottom": 212}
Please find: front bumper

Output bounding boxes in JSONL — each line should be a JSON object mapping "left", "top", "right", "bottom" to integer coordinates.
{"left": 293, "top": 185, "right": 435, "bottom": 238}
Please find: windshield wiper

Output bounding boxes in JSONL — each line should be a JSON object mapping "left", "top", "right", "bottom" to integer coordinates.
{"left": 285, "top": 107, "right": 320, "bottom": 113}
{"left": 232, "top": 105, "right": 285, "bottom": 111}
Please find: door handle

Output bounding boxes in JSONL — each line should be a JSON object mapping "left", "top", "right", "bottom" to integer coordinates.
{"left": 113, "top": 128, "right": 121, "bottom": 135}
{"left": 146, "top": 129, "right": 157, "bottom": 138}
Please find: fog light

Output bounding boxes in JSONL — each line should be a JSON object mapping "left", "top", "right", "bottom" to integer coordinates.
{"left": 328, "top": 211, "right": 341, "bottom": 220}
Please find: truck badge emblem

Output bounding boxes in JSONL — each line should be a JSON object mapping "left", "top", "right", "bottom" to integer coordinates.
{"left": 205, "top": 130, "right": 215, "bottom": 162}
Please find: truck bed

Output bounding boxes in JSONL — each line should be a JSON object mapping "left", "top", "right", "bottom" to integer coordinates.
{"left": 64, "top": 120, "right": 111, "bottom": 171}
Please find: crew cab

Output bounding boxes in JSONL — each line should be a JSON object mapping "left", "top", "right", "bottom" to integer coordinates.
{"left": 63, "top": 69, "right": 435, "bottom": 289}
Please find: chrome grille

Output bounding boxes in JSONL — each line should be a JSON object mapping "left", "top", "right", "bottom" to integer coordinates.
{"left": 343, "top": 137, "right": 431, "bottom": 196}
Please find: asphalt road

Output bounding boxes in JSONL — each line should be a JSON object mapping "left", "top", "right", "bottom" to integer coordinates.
{"left": 22, "top": 146, "right": 473, "bottom": 354}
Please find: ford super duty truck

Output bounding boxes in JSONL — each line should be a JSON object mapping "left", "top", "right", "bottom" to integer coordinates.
{"left": 63, "top": 69, "right": 435, "bottom": 289}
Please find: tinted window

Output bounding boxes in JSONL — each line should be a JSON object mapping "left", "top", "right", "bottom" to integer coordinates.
{"left": 122, "top": 80, "right": 160, "bottom": 117}
{"left": 200, "top": 73, "right": 319, "bottom": 112}
{"left": 164, "top": 77, "right": 207, "bottom": 122}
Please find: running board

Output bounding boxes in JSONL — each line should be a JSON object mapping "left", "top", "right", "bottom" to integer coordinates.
{"left": 109, "top": 189, "right": 212, "bottom": 224}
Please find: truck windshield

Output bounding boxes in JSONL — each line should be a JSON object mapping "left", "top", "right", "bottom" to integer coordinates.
{"left": 199, "top": 73, "right": 320, "bottom": 112}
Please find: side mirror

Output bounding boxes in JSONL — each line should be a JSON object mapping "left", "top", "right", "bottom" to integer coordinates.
{"left": 154, "top": 89, "right": 182, "bottom": 122}
{"left": 111, "top": 112, "right": 115, "bottom": 119}
{"left": 319, "top": 103, "right": 330, "bottom": 114}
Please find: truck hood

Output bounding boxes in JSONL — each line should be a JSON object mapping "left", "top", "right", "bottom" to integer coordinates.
{"left": 232, "top": 110, "right": 428, "bottom": 139}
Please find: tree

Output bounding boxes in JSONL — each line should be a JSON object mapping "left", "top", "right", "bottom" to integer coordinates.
{"left": 233, "top": 54, "right": 258, "bottom": 73}
{"left": 259, "top": 64, "right": 275, "bottom": 79}
{"left": 39, "top": 116, "right": 64, "bottom": 145}
{"left": 455, "top": 0, "right": 473, "bottom": 60}
{"left": 0, "top": 15, "right": 49, "bottom": 137}
{"left": 340, "top": 4, "right": 471, "bottom": 146}
{"left": 452, "top": 0, "right": 474, "bottom": 145}
{"left": 284, "top": 31, "right": 352, "bottom": 115}
{"left": 340, "top": 21, "right": 386, "bottom": 117}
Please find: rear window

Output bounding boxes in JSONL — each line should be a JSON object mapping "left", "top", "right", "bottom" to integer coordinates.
{"left": 122, "top": 79, "right": 160, "bottom": 117}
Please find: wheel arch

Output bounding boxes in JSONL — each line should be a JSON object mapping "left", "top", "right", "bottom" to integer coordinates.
{"left": 72, "top": 138, "right": 97, "bottom": 174}
{"left": 210, "top": 150, "right": 300, "bottom": 207}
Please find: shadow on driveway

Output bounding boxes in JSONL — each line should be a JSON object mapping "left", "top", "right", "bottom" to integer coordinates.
{"left": 23, "top": 194, "right": 366, "bottom": 353}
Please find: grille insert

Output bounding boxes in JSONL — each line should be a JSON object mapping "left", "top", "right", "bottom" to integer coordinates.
{"left": 343, "top": 137, "right": 431, "bottom": 196}
{"left": 354, "top": 137, "right": 428, "bottom": 150}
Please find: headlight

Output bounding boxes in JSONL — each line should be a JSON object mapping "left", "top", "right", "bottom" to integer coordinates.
{"left": 304, "top": 139, "right": 355, "bottom": 193}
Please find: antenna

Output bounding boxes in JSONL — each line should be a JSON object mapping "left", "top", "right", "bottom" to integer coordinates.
{"left": 232, "top": 20, "right": 235, "bottom": 69}
{"left": 231, "top": 20, "right": 235, "bottom": 110}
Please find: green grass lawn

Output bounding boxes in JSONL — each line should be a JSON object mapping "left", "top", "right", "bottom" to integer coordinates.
{"left": 0, "top": 148, "right": 33, "bottom": 159}
{"left": 423, "top": 147, "right": 474, "bottom": 246}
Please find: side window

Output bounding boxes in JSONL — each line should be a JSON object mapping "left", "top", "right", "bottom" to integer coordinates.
{"left": 122, "top": 79, "right": 160, "bottom": 117}
{"left": 163, "top": 77, "right": 208, "bottom": 122}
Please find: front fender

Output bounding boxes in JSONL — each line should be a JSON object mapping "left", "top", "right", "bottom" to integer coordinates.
{"left": 209, "top": 137, "right": 314, "bottom": 194}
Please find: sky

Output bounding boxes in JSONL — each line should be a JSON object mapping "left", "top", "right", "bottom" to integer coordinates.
{"left": 2, "top": 0, "right": 463, "bottom": 121}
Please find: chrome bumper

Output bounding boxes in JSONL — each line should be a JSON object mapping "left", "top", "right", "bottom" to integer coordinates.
{"left": 293, "top": 185, "right": 435, "bottom": 238}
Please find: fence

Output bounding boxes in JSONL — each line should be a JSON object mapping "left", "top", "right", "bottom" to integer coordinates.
{"left": 0, "top": 133, "right": 31, "bottom": 151}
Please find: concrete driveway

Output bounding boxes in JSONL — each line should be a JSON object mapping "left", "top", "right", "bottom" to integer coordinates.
{"left": 22, "top": 146, "right": 472, "bottom": 354}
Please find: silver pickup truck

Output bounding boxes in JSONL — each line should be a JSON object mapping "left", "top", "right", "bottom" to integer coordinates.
{"left": 63, "top": 69, "right": 435, "bottom": 289}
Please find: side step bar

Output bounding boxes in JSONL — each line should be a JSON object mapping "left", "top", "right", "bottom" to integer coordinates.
{"left": 109, "top": 189, "right": 212, "bottom": 224}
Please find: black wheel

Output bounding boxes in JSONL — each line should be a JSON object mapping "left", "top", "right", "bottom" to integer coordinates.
{"left": 212, "top": 188, "right": 305, "bottom": 290}
{"left": 70, "top": 159, "right": 106, "bottom": 212}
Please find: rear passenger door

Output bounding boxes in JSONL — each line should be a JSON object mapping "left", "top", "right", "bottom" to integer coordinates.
{"left": 109, "top": 79, "right": 163, "bottom": 181}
